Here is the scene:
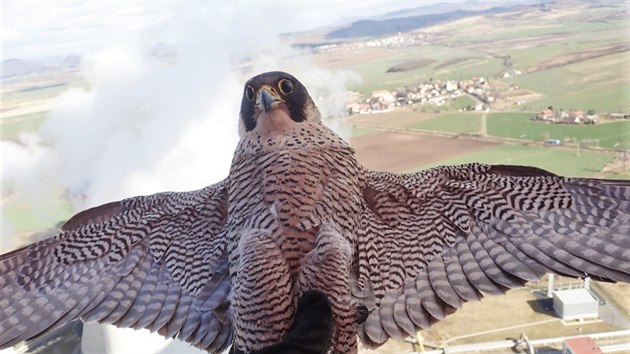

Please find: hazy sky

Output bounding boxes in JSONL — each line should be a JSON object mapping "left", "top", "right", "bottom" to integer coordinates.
{"left": 1, "top": 1, "right": 456, "bottom": 59}
{"left": 5, "top": 1, "right": 435, "bottom": 214}
{"left": 1, "top": 0, "right": 467, "bottom": 243}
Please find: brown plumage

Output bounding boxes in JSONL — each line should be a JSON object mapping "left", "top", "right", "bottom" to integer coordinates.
{"left": 1, "top": 71, "right": 629, "bottom": 353}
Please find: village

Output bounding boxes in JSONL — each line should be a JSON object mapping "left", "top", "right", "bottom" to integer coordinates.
{"left": 346, "top": 76, "right": 496, "bottom": 114}
{"left": 345, "top": 76, "right": 629, "bottom": 127}
{"left": 533, "top": 108, "right": 599, "bottom": 125}
{"left": 310, "top": 31, "right": 440, "bottom": 53}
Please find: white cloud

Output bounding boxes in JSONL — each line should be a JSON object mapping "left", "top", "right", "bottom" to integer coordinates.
{"left": 2, "top": 1, "right": 427, "bottom": 59}
{"left": 3, "top": 2, "right": 362, "bottom": 210}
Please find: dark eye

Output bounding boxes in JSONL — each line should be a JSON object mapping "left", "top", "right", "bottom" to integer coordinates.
{"left": 245, "top": 86, "right": 255, "bottom": 101}
{"left": 278, "top": 79, "right": 294, "bottom": 95}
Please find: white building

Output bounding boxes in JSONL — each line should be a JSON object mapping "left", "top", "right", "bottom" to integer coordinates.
{"left": 553, "top": 289, "right": 599, "bottom": 320}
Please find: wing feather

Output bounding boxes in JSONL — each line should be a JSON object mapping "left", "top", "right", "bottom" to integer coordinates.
{"left": 148, "top": 268, "right": 181, "bottom": 333}
{"left": 474, "top": 225, "right": 539, "bottom": 282}
{"left": 0, "top": 181, "right": 231, "bottom": 353}
{"left": 443, "top": 247, "right": 482, "bottom": 302}
{"left": 364, "top": 303, "right": 387, "bottom": 345}
{"left": 427, "top": 257, "right": 463, "bottom": 309}
{"left": 454, "top": 238, "right": 505, "bottom": 295}
{"left": 467, "top": 224, "right": 526, "bottom": 288}
{"left": 392, "top": 290, "right": 416, "bottom": 338}
{"left": 416, "top": 269, "right": 452, "bottom": 321}
{"left": 354, "top": 163, "right": 630, "bottom": 347}
{"left": 134, "top": 264, "right": 170, "bottom": 330}
{"left": 403, "top": 278, "right": 432, "bottom": 330}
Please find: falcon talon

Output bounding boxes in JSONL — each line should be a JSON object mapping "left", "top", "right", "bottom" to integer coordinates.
{"left": 1, "top": 71, "right": 630, "bottom": 354}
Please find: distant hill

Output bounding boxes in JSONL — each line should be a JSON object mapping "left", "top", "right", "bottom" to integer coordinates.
{"left": 2, "top": 56, "right": 81, "bottom": 79}
{"left": 376, "top": 0, "right": 544, "bottom": 20}
{"left": 326, "top": 6, "right": 510, "bottom": 39}
{"left": 1, "top": 59, "right": 47, "bottom": 78}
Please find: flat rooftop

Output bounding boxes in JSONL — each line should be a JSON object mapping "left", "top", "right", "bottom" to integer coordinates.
{"left": 554, "top": 288, "right": 597, "bottom": 305}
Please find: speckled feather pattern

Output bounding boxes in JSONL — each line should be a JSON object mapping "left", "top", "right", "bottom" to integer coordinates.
{"left": 227, "top": 119, "right": 363, "bottom": 352}
{"left": 1, "top": 72, "right": 630, "bottom": 354}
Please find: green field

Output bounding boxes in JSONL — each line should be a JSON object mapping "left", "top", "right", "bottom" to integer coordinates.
{"left": 339, "top": 2, "right": 629, "bottom": 114}
{"left": 3, "top": 192, "right": 73, "bottom": 234}
{"left": 345, "top": 46, "right": 504, "bottom": 94}
{"left": 462, "top": 21, "right": 622, "bottom": 43}
{"left": 449, "top": 95, "right": 477, "bottom": 110}
{"left": 351, "top": 126, "right": 378, "bottom": 138}
{"left": 1, "top": 80, "right": 88, "bottom": 105}
{"left": 411, "top": 143, "right": 612, "bottom": 178}
{"left": 409, "top": 112, "right": 482, "bottom": 134}
{"left": 506, "top": 51, "right": 629, "bottom": 114}
{"left": 507, "top": 28, "right": 629, "bottom": 69}
{"left": 487, "top": 112, "right": 630, "bottom": 149}
{"left": 1, "top": 111, "right": 49, "bottom": 140}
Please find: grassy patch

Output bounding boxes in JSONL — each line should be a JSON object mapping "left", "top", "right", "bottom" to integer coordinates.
{"left": 467, "top": 21, "right": 619, "bottom": 42}
{"left": 487, "top": 112, "right": 630, "bottom": 149}
{"left": 1, "top": 111, "right": 49, "bottom": 140}
{"left": 2, "top": 80, "right": 87, "bottom": 104}
{"left": 431, "top": 57, "right": 504, "bottom": 81}
{"left": 351, "top": 126, "right": 378, "bottom": 138}
{"left": 411, "top": 143, "right": 612, "bottom": 177}
{"left": 508, "top": 32, "right": 628, "bottom": 69}
{"left": 3, "top": 192, "right": 73, "bottom": 234}
{"left": 424, "top": 288, "right": 618, "bottom": 346}
{"left": 599, "top": 169, "right": 630, "bottom": 180}
{"left": 409, "top": 112, "right": 482, "bottom": 134}
{"left": 345, "top": 46, "right": 497, "bottom": 94}
{"left": 449, "top": 95, "right": 477, "bottom": 111}
{"left": 386, "top": 58, "right": 437, "bottom": 73}
{"left": 505, "top": 51, "right": 629, "bottom": 113}
{"left": 349, "top": 109, "right": 438, "bottom": 130}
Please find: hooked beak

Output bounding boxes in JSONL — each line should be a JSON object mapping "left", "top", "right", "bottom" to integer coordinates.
{"left": 257, "top": 87, "right": 281, "bottom": 113}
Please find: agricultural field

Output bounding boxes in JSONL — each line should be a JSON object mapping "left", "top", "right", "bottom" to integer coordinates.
{"left": 1, "top": 111, "right": 50, "bottom": 140}
{"left": 348, "top": 110, "right": 482, "bottom": 133}
{"left": 2, "top": 188, "right": 73, "bottom": 236}
{"left": 339, "top": 45, "right": 504, "bottom": 94}
{"left": 351, "top": 130, "right": 499, "bottom": 172}
{"left": 487, "top": 112, "right": 630, "bottom": 149}
{"left": 322, "top": 1, "right": 629, "bottom": 119}
{"left": 412, "top": 143, "right": 613, "bottom": 178}
{"left": 348, "top": 109, "right": 438, "bottom": 130}
{"left": 505, "top": 51, "right": 629, "bottom": 113}
{"left": 409, "top": 112, "right": 481, "bottom": 134}
{"left": 2, "top": 81, "right": 77, "bottom": 105}
{"left": 351, "top": 126, "right": 378, "bottom": 138}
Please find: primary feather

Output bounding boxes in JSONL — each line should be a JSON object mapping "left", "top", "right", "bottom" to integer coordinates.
{"left": 1, "top": 71, "right": 629, "bottom": 353}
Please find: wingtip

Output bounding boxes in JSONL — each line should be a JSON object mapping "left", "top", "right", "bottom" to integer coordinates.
{"left": 488, "top": 164, "right": 559, "bottom": 178}
{"left": 60, "top": 201, "right": 124, "bottom": 232}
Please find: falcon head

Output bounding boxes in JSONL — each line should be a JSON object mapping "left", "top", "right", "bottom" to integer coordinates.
{"left": 239, "top": 71, "right": 321, "bottom": 136}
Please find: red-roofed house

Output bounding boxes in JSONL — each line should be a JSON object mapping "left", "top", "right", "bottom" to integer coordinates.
{"left": 563, "top": 337, "right": 603, "bottom": 354}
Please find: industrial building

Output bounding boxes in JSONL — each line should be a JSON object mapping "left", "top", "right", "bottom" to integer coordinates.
{"left": 553, "top": 288, "right": 599, "bottom": 320}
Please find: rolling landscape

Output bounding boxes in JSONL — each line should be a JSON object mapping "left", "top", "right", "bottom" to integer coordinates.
{"left": 1, "top": 0, "right": 629, "bottom": 353}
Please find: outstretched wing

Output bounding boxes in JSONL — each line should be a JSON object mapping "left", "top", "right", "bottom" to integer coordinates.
{"left": 0, "top": 181, "right": 233, "bottom": 353}
{"left": 353, "top": 163, "right": 630, "bottom": 347}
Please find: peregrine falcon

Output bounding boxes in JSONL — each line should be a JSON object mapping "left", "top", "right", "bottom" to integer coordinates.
{"left": 1, "top": 71, "right": 629, "bottom": 353}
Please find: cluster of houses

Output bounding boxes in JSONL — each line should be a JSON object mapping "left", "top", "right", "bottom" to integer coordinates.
{"left": 533, "top": 109, "right": 599, "bottom": 125}
{"left": 346, "top": 76, "right": 496, "bottom": 114}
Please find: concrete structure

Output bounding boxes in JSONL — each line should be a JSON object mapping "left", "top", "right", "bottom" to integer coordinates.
{"left": 81, "top": 323, "right": 205, "bottom": 354}
{"left": 553, "top": 289, "right": 599, "bottom": 320}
